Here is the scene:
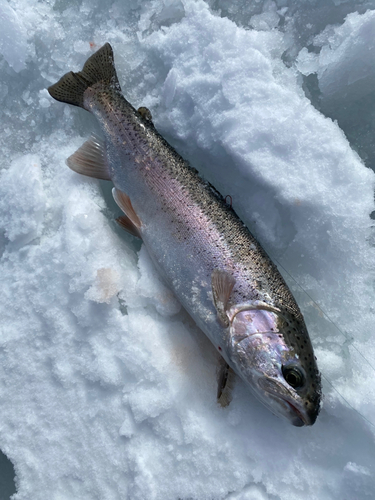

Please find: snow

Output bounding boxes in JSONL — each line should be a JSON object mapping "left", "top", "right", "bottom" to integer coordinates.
{"left": 0, "top": 2, "right": 27, "bottom": 72}
{"left": 0, "top": 0, "right": 375, "bottom": 499}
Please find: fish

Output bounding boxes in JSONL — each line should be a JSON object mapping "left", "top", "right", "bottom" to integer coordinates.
{"left": 48, "top": 43, "right": 322, "bottom": 426}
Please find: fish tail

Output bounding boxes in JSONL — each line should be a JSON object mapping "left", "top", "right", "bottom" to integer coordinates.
{"left": 48, "top": 43, "right": 121, "bottom": 108}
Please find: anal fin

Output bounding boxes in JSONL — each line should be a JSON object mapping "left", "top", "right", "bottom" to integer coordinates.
{"left": 116, "top": 216, "right": 142, "bottom": 239}
{"left": 66, "top": 135, "right": 110, "bottom": 180}
{"left": 112, "top": 188, "right": 142, "bottom": 230}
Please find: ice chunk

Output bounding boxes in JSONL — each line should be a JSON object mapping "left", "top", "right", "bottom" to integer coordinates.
{"left": 250, "top": 0, "right": 280, "bottom": 30}
{"left": 317, "top": 10, "right": 375, "bottom": 102}
{"left": 296, "top": 47, "right": 319, "bottom": 76}
{"left": 296, "top": 10, "right": 375, "bottom": 103}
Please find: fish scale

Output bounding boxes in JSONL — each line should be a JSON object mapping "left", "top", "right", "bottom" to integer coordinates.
{"left": 48, "top": 43, "right": 321, "bottom": 426}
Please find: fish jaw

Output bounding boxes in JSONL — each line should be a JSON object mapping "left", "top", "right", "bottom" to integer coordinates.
{"left": 227, "top": 306, "right": 321, "bottom": 426}
{"left": 256, "top": 374, "right": 319, "bottom": 426}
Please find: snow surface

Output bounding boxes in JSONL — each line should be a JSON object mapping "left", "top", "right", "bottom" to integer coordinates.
{"left": 1, "top": 0, "right": 375, "bottom": 499}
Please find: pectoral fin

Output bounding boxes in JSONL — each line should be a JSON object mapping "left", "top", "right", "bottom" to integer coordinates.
{"left": 66, "top": 135, "right": 111, "bottom": 180}
{"left": 211, "top": 269, "right": 236, "bottom": 327}
{"left": 217, "top": 357, "right": 234, "bottom": 407}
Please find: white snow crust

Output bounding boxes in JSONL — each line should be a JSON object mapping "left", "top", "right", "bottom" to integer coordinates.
{"left": 1, "top": 0, "right": 375, "bottom": 499}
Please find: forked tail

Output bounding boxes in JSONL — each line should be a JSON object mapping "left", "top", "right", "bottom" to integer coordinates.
{"left": 48, "top": 43, "right": 121, "bottom": 108}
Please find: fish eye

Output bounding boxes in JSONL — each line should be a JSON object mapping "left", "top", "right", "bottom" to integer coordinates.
{"left": 282, "top": 366, "right": 304, "bottom": 389}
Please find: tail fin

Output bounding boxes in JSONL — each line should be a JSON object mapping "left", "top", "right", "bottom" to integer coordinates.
{"left": 48, "top": 43, "right": 121, "bottom": 109}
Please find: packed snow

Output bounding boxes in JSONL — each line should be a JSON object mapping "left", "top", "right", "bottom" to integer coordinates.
{"left": 1, "top": 0, "right": 375, "bottom": 499}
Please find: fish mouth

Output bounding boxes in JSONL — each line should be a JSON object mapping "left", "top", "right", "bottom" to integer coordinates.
{"left": 281, "top": 397, "right": 320, "bottom": 427}
{"left": 257, "top": 378, "right": 310, "bottom": 426}
{"left": 284, "top": 400, "right": 306, "bottom": 427}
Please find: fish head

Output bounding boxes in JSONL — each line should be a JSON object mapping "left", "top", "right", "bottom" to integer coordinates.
{"left": 227, "top": 302, "right": 321, "bottom": 426}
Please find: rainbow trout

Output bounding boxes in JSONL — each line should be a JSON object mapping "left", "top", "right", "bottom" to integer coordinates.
{"left": 48, "top": 43, "right": 321, "bottom": 426}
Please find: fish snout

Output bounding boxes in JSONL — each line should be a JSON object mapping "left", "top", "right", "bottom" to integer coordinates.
{"left": 257, "top": 377, "right": 319, "bottom": 426}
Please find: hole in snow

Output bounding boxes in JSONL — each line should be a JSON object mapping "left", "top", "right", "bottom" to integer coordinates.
{"left": 0, "top": 449, "right": 17, "bottom": 498}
